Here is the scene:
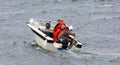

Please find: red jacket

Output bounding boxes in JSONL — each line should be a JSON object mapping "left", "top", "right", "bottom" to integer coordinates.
{"left": 53, "top": 20, "right": 67, "bottom": 42}
{"left": 53, "top": 20, "right": 66, "bottom": 32}
{"left": 53, "top": 28, "right": 62, "bottom": 42}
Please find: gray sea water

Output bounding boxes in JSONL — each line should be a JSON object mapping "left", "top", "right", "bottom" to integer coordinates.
{"left": 0, "top": 0, "right": 120, "bottom": 65}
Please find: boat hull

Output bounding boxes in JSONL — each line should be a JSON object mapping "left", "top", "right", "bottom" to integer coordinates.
{"left": 27, "top": 19, "right": 82, "bottom": 51}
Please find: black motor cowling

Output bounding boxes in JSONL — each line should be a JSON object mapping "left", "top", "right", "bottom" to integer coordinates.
{"left": 46, "top": 21, "right": 51, "bottom": 29}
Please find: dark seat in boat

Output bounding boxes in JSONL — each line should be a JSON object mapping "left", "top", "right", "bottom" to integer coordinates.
{"left": 40, "top": 29, "right": 53, "bottom": 38}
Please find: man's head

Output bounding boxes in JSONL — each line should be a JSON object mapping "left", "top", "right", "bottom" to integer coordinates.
{"left": 57, "top": 18, "right": 65, "bottom": 25}
{"left": 57, "top": 18, "right": 63, "bottom": 22}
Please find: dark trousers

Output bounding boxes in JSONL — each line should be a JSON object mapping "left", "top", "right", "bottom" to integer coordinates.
{"left": 57, "top": 38, "right": 71, "bottom": 49}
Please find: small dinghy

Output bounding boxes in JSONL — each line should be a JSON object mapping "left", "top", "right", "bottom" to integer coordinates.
{"left": 27, "top": 19, "right": 82, "bottom": 51}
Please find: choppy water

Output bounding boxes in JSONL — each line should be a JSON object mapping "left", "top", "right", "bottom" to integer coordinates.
{"left": 0, "top": 0, "right": 120, "bottom": 65}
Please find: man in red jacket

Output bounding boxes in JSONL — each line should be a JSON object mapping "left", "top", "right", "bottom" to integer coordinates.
{"left": 53, "top": 24, "right": 66, "bottom": 42}
{"left": 53, "top": 19, "right": 66, "bottom": 42}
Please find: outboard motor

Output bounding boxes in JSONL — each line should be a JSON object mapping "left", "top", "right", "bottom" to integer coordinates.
{"left": 46, "top": 21, "right": 51, "bottom": 29}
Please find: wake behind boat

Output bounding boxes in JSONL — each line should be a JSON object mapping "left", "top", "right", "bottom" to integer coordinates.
{"left": 27, "top": 19, "right": 82, "bottom": 51}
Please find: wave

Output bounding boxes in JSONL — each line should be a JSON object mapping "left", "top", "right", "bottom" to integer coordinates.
{"left": 27, "top": 40, "right": 120, "bottom": 63}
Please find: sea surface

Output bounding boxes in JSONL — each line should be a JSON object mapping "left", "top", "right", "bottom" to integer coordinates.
{"left": 0, "top": 0, "right": 120, "bottom": 65}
